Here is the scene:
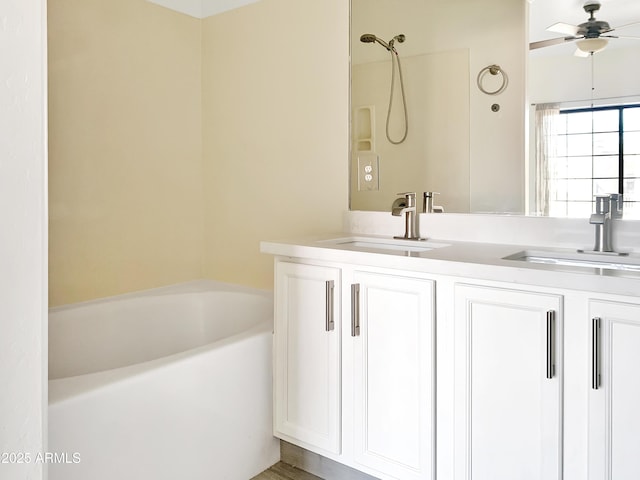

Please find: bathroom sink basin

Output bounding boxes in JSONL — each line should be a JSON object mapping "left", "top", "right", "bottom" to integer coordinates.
{"left": 318, "top": 236, "right": 450, "bottom": 253}
{"left": 504, "top": 249, "right": 640, "bottom": 273}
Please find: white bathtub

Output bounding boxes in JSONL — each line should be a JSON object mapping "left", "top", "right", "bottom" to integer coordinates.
{"left": 48, "top": 280, "right": 280, "bottom": 480}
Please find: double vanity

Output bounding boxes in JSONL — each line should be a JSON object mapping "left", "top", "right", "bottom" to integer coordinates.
{"left": 261, "top": 217, "right": 640, "bottom": 480}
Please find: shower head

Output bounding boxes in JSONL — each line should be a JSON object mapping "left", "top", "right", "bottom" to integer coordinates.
{"left": 360, "top": 33, "right": 377, "bottom": 43}
{"left": 360, "top": 33, "right": 405, "bottom": 52}
{"left": 360, "top": 33, "right": 391, "bottom": 51}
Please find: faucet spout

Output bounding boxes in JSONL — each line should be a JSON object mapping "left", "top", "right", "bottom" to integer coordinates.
{"left": 579, "top": 194, "right": 629, "bottom": 256}
{"left": 589, "top": 195, "right": 614, "bottom": 253}
{"left": 591, "top": 213, "right": 613, "bottom": 253}
{"left": 391, "top": 192, "right": 424, "bottom": 240}
{"left": 391, "top": 198, "right": 411, "bottom": 216}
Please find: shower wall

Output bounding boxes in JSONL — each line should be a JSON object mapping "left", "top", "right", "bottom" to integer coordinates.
{"left": 200, "top": 0, "right": 349, "bottom": 289}
{"left": 48, "top": 0, "right": 204, "bottom": 306}
{"left": 49, "top": 0, "right": 349, "bottom": 304}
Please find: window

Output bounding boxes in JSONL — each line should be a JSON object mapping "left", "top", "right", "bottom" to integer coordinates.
{"left": 545, "top": 104, "right": 640, "bottom": 219}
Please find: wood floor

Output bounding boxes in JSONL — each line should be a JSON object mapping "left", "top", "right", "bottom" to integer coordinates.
{"left": 251, "top": 462, "right": 324, "bottom": 480}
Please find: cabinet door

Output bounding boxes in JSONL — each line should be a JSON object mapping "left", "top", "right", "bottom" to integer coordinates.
{"left": 351, "top": 271, "right": 435, "bottom": 480}
{"left": 453, "top": 284, "right": 562, "bottom": 480}
{"left": 273, "top": 261, "right": 341, "bottom": 454}
{"left": 589, "top": 300, "right": 640, "bottom": 480}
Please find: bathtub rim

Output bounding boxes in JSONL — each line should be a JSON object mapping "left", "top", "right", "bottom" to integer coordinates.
{"left": 49, "top": 280, "right": 274, "bottom": 406}
{"left": 49, "top": 279, "right": 272, "bottom": 312}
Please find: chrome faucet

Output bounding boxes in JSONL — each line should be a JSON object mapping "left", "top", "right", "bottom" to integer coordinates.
{"left": 422, "top": 191, "right": 444, "bottom": 213}
{"left": 586, "top": 194, "right": 625, "bottom": 254}
{"left": 392, "top": 192, "right": 424, "bottom": 240}
{"left": 609, "top": 193, "right": 624, "bottom": 220}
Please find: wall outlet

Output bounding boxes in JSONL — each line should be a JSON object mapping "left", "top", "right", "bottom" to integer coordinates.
{"left": 357, "top": 154, "right": 379, "bottom": 191}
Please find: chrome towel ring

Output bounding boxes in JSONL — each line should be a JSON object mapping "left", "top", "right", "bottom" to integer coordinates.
{"left": 477, "top": 64, "right": 508, "bottom": 95}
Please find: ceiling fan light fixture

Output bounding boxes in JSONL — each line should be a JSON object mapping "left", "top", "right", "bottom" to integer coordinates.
{"left": 576, "top": 37, "right": 609, "bottom": 53}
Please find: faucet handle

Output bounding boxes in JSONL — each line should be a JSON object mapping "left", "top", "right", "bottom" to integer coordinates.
{"left": 396, "top": 192, "right": 416, "bottom": 207}
{"left": 610, "top": 193, "right": 624, "bottom": 219}
{"left": 423, "top": 191, "right": 440, "bottom": 213}
{"left": 594, "top": 195, "right": 611, "bottom": 215}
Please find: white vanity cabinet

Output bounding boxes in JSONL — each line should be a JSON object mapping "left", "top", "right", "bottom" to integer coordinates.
{"left": 272, "top": 259, "right": 436, "bottom": 480}
{"left": 588, "top": 299, "right": 640, "bottom": 480}
{"left": 452, "top": 284, "right": 563, "bottom": 480}
{"left": 273, "top": 261, "right": 342, "bottom": 455}
{"left": 264, "top": 236, "right": 640, "bottom": 480}
{"left": 350, "top": 270, "right": 435, "bottom": 480}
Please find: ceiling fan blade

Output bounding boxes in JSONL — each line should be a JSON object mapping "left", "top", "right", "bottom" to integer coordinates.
{"left": 613, "top": 20, "right": 640, "bottom": 31}
{"left": 612, "top": 35, "right": 640, "bottom": 40}
{"left": 530, "top": 36, "right": 577, "bottom": 50}
{"left": 547, "top": 22, "right": 580, "bottom": 36}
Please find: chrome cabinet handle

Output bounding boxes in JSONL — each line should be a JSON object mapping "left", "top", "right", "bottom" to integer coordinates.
{"left": 546, "top": 310, "right": 556, "bottom": 379}
{"left": 592, "top": 317, "right": 601, "bottom": 390}
{"left": 351, "top": 283, "right": 360, "bottom": 337}
{"left": 325, "top": 280, "right": 335, "bottom": 332}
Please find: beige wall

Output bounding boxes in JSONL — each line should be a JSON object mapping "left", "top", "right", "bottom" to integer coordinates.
{"left": 48, "top": 0, "right": 204, "bottom": 306}
{"left": 49, "top": 0, "right": 349, "bottom": 304}
{"left": 201, "top": 0, "right": 349, "bottom": 289}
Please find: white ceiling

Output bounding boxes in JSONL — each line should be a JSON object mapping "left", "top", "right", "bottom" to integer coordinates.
{"left": 529, "top": 0, "right": 640, "bottom": 56}
{"left": 147, "top": 0, "right": 260, "bottom": 18}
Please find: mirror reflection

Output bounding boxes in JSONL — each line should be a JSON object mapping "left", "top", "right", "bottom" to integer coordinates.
{"left": 529, "top": 0, "right": 640, "bottom": 220}
{"left": 350, "top": 0, "right": 640, "bottom": 219}
{"left": 350, "top": 0, "right": 472, "bottom": 213}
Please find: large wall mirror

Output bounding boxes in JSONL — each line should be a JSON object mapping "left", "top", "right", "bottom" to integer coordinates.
{"left": 350, "top": 0, "right": 640, "bottom": 219}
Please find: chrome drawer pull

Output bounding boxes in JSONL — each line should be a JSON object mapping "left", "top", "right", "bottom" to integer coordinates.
{"left": 325, "top": 280, "right": 335, "bottom": 332}
{"left": 351, "top": 284, "right": 360, "bottom": 337}
{"left": 546, "top": 310, "right": 556, "bottom": 379}
{"left": 592, "top": 317, "right": 601, "bottom": 390}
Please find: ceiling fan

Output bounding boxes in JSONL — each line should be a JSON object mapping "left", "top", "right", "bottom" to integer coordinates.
{"left": 530, "top": 1, "right": 640, "bottom": 57}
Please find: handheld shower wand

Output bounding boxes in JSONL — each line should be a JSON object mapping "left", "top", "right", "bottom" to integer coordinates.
{"left": 359, "top": 33, "right": 408, "bottom": 144}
